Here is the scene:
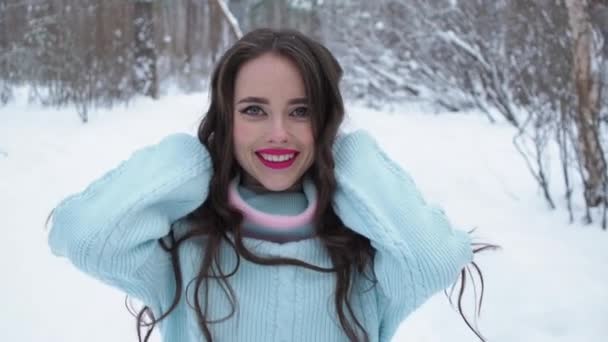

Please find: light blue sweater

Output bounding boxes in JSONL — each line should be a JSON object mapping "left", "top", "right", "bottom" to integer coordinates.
{"left": 48, "top": 130, "right": 473, "bottom": 342}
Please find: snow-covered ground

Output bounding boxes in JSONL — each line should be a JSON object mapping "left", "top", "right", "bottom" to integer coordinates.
{"left": 1, "top": 91, "right": 606, "bottom": 342}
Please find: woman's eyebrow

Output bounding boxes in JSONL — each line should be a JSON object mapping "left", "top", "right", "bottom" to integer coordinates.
{"left": 236, "top": 97, "right": 308, "bottom": 105}
{"left": 287, "top": 97, "right": 308, "bottom": 105}
{"left": 237, "top": 96, "right": 269, "bottom": 104}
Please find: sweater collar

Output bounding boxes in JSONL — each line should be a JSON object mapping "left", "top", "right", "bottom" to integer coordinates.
{"left": 228, "top": 175, "right": 318, "bottom": 242}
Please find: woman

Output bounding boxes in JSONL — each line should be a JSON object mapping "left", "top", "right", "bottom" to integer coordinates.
{"left": 48, "top": 28, "right": 492, "bottom": 342}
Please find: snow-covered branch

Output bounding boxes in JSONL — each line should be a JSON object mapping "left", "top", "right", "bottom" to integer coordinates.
{"left": 436, "top": 30, "right": 491, "bottom": 71}
{"left": 215, "top": 0, "right": 243, "bottom": 40}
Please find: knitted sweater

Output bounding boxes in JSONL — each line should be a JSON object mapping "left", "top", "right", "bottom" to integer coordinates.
{"left": 48, "top": 130, "right": 473, "bottom": 342}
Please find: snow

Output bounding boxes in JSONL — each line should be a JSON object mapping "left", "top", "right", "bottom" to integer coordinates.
{"left": 1, "top": 91, "right": 606, "bottom": 342}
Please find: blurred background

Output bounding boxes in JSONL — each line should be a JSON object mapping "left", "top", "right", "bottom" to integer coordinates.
{"left": 1, "top": 0, "right": 608, "bottom": 221}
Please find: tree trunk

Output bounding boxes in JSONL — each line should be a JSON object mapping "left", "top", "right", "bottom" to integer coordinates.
{"left": 133, "top": 0, "right": 158, "bottom": 99}
{"left": 272, "top": 0, "right": 282, "bottom": 29}
{"left": 566, "top": 0, "right": 605, "bottom": 207}
{"left": 208, "top": 0, "right": 222, "bottom": 64}
{"left": 185, "top": 0, "right": 195, "bottom": 66}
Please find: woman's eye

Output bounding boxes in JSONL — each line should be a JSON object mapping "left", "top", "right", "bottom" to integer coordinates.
{"left": 291, "top": 107, "right": 309, "bottom": 118}
{"left": 240, "top": 106, "right": 264, "bottom": 116}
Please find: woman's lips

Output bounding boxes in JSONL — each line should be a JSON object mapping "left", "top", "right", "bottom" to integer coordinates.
{"left": 255, "top": 149, "right": 299, "bottom": 170}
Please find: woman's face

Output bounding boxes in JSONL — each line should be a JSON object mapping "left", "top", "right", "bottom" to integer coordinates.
{"left": 232, "top": 52, "right": 314, "bottom": 192}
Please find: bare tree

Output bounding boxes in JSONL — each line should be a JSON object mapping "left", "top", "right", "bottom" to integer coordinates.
{"left": 133, "top": 0, "right": 158, "bottom": 99}
{"left": 216, "top": 0, "right": 243, "bottom": 40}
{"left": 317, "top": 0, "right": 608, "bottom": 227}
{"left": 1, "top": 0, "right": 326, "bottom": 110}
{"left": 566, "top": 0, "right": 606, "bottom": 213}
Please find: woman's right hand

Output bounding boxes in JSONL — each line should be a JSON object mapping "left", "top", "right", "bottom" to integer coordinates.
{"left": 47, "top": 133, "right": 213, "bottom": 305}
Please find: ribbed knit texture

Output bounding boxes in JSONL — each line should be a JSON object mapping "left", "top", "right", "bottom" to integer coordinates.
{"left": 48, "top": 131, "right": 473, "bottom": 342}
{"left": 230, "top": 175, "right": 317, "bottom": 243}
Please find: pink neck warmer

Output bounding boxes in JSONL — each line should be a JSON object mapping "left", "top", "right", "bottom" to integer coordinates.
{"left": 228, "top": 176, "right": 317, "bottom": 231}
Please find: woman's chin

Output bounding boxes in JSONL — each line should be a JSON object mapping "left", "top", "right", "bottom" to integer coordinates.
{"left": 240, "top": 164, "right": 306, "bottom": 192}
{"left": 258, "top": 177, "right": 301, "bottom": 192}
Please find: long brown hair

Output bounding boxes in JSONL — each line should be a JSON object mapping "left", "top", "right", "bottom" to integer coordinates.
{"left": 128, "top": 28, "right": 496, "bottom": 342}
{"left": 130, "top": 28, "right": 375, "bottom": 342}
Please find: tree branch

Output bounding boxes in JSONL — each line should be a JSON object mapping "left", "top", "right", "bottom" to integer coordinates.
{"left": 215, "top": 0, "right": 243, "bottom": 40}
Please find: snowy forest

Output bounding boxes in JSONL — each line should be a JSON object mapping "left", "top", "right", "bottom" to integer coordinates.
{"left": 2, "top": 0, "right": 608, "bottom": 227}
{"left": 2, "top": 1, "right": 608, "bottom": 342}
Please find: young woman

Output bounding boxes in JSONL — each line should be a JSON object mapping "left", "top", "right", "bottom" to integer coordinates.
{"left": 48, "top": 28, "right": 492, "bottom": 342}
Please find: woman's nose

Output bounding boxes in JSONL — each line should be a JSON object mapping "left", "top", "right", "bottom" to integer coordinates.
{"left": 268, "top": 117, "right": 289, "bottom": 143}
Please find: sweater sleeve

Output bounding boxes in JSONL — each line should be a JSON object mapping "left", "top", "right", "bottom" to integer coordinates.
{"left": 332, "top": 130, "right": 473, "bottom": 341}
{"left": 48, "top": 133, "right": 212, "bottom": 307}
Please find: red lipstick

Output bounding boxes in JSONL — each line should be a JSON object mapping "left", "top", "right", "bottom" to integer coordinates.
{"left": 255, "top": 149, "right": 299, "bottom": 170}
